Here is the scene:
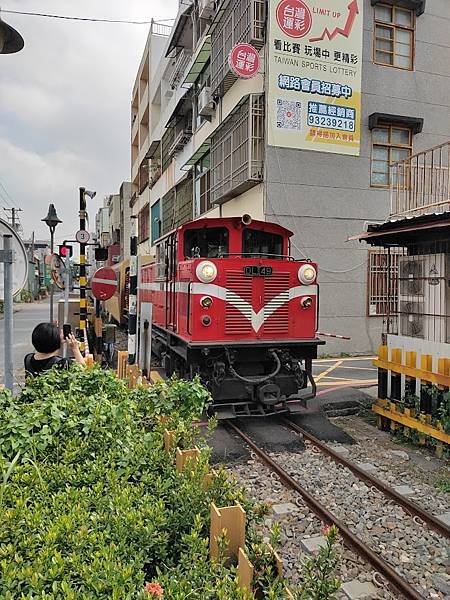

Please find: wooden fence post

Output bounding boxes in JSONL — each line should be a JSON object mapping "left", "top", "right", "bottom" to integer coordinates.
{"left": 176, "top": 447, "right": 201, "bottom": 473}
{"left": 163, "top": 429, "right": 175, "bottom": 453}
{"left": 210, "top": 503, "right": 246, "bottom": 563}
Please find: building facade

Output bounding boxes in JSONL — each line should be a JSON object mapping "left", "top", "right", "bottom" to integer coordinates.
{"left": 131, "top": 0, "right": 450, "bottom": 354}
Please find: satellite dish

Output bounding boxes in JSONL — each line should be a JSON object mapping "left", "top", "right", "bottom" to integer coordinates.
{"left": 0, "top": 218, "right": 29, "bottom": 301}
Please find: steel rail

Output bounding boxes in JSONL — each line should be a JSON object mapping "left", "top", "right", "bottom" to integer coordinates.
{"left": 226, "top": 421, "right": 424, "bottom": 600}
{"left": 282, "top": 418, "right": 450, "bottom": 541}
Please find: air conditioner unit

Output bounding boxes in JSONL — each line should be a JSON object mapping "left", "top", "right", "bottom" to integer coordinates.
{"left": 198, "top": 86, "right": 215, "bottom": 116}
{"left": 199, "top": 0, "right": 215, "bottom": 19}
{"left": 398, "top": 253, "right": 450, "bottom": 342}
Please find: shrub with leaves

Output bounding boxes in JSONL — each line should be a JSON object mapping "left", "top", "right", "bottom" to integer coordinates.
{"left": 295, "top": 525, "right": 341, "bottom": 600}
{"left": 0, "top": 365, "right": 306, "bottom": 599}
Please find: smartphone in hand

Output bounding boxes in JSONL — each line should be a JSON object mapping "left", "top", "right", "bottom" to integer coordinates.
{"left": 63, "top": 324, "right": 72, "bottom": 339}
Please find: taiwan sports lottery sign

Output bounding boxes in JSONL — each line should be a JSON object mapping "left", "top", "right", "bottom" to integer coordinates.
{"left": 267, "top": 0, "right": 363, "bottom": 156}
{"left": 228, "top": 43, "right": 261, "bottom": 79}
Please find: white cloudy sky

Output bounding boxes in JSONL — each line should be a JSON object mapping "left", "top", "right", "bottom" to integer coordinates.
{"left": 0, "top": 0, "right": 178, "bottom": 243}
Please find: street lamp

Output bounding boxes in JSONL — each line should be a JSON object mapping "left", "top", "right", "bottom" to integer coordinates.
{"left": 42, "top": 204, "right": 62, "bottom": 322}
{"left": 0, "top": 17, "right": 24, "bottom": 54}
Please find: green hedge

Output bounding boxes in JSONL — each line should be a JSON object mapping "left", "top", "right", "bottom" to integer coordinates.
{"left": 0, "top": 366, "right": 340, "bottom": 599}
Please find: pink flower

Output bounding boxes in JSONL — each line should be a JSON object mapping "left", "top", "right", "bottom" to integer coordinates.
{"left": 321, "top": 524, "right": 332, "bottom": 537}
{"left": 144, "top": 582, "right": 164, "bottom": 597}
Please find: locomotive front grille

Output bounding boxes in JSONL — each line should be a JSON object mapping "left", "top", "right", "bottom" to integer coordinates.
{"left": 225, "top": 270, "right": 290, "bottom": 336}
{"left": 263, "top": 272, "right": 290, "bottom": 335}
{"left": 225, "top": 271, "right": 253, "bottom": 334}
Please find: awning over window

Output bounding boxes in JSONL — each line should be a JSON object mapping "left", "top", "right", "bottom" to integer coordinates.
{"left": 183, "top": 35, "right": 211, "bottom": 85}
{"left": 371, "top": 0, "right": 425, "bottom": 16}
{"left": 181, "top": 140, "right": 211, "bottom": 169}
{"left": 368, "top": 113, "right": 424, "bottom": 134}
{"left": 145, "top": 139, "right": 160, "bottom": 160}
{"left": 165, "top": 4, "right": 193, "bottom": 57}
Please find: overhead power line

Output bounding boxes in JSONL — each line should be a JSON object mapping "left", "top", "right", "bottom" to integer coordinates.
{"left": 0, "top": 179, "right": 20, "bottom": 210}
{"left": 1, "top": 9, "right": 174, "bottom": 25}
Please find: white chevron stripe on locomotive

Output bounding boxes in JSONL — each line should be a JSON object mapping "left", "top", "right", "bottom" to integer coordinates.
{"left": 139, "top": 282, "right": 317, "bottom": 333}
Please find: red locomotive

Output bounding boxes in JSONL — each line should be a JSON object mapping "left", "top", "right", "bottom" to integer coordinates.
{"left": 139, "top": 215, "right": 323, "bottom": 417}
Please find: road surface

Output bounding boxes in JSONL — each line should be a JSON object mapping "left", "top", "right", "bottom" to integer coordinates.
{"left": 0, "top": 296, "right": 57, "bottom": 385}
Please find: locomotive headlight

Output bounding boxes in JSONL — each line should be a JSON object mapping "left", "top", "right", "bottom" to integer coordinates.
{"left": 298, "top": 264, "right": 316, "bottom": 285}
{"left": 196, "top": 261, "right": 217, "bottom": 283}
{"left": 200, "top": 296, "right": 213, "bottom": 308}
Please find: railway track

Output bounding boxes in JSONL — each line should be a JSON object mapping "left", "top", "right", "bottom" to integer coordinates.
{"left": 226, "top": 419, "right": 449, "bottom": 600}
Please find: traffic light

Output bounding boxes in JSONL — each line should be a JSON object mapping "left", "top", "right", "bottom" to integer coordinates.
{"left": 95, "top": 248, "right": 108, "bottom": 261}
{"left": 58, "top": 244, "right": 73, "bottom": 258}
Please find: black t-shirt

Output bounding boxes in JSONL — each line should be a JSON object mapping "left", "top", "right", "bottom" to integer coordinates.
{"left": 24, "top": 353, "right": 72, "bottom": 377}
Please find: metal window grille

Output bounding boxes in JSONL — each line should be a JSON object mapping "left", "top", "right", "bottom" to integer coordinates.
{"left": 211, "top": 0, "right": 265, "bottom": 96}
{"left": 211, "top": 94, "right": 264, "bottom": 204}
{"left": 375, "top": 240, "right": 450, "bottom": 344}
{"left": 161, "top": 173, "right": 193, "bottom": 235}
{"left": 368, "top": 249, "right": 401, "bottom": 318}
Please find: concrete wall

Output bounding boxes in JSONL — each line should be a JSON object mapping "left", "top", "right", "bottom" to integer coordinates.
{"left": 264, "top": 0, "right": 450, "bottom": 355}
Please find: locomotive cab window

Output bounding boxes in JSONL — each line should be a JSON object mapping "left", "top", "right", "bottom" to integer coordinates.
{"left": 243, "top": 229, "right": 284, "bottom": 258}
{"left": 184, "top": 227, "right": 229, "bottom": 259}
{"left": 156, "top": 243, "right": 167, "bottom": 279}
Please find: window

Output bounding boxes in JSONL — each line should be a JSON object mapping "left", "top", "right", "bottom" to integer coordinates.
{"left": 138, "top": 205, "right": 150, "bottom": 243}
{"left": 156, "top": 243, "right": 167, "bottom": 280}
{"left": 194, "top": 153, "right": 212, "bottom": 217}
{"left": 374, "top": 4, "right": 414, "bottom": 70}
{"left": 151, "top": 200, "right": 161, "bottom": 245}
{"left": 242, "top": 229, "right": 284, "bottom": 258}
{"left": 368, "top": 250, "right": 400, "bottom": 316}
{"left": 184, "top": 227, "right": 229, "bottom": 259}
{"left": 193, "top": 65, "right": 211, "bottom": 132}
{"left": 371, "top": 125, "right": 412, "bottom": 187}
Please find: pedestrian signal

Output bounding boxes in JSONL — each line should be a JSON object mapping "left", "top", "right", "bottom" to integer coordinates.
{"left": 58, "top": 244, "right": 73, "bottom": 258}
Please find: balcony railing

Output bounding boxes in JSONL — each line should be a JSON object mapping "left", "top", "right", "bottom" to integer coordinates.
{"left": 390, "top": 141, "right": 450, "bottom": 219}
{"left": 168, "top": 49, "right": 192, "bottom": 90}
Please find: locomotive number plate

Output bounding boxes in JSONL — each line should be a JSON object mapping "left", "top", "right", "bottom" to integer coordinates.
{"left": 243, "top": 266, "right": 273, "bottom": 277}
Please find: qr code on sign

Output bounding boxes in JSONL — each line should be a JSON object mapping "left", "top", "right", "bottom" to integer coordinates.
{"left": 276, "top": 99, "right": 302, "bottom": 131}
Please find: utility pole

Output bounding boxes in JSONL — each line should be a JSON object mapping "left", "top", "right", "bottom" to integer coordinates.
{"left": 3, "top": 207, "right": 22, "bottom": 233}
{"left": 128, "top": 216, "right": 138, "bottom": 364}
{"left": 1, "top": 235, "right": 14, "bottom": 389}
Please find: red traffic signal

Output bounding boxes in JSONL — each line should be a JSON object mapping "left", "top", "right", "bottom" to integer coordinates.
{"left": 58, "top": 244, "right": 73, "bottom": 258}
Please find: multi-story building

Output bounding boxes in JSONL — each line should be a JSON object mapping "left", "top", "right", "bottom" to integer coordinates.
{"left": 131, "top": 0, "right": 450, "bottom": 354}
{"left": 95, "top": 203, "right": 110, "bottom": 249}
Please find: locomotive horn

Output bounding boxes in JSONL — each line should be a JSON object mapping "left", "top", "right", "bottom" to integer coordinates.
{"left": 242, "top": 214, "right": 252, "bottom": 226}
